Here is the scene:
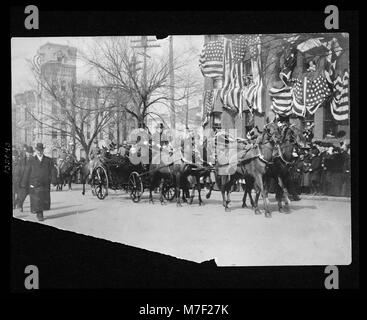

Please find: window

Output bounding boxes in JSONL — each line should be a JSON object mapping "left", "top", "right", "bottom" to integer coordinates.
{"left": 51, "top": 128, "right": 57, "bottom": 140}
{"left": 52, "top": 102, "right": 58, "bottom": 115}
{"left": 301, "top": 112, "right": 315, "bottom": 129}
{"left": 60, "top": 122, "right": 67, "bottom": 140}
{"left": 212, "top": 112, "right": 221, "bottom": 131}
{"left": 323, "top": 104, "right": 338, "bottom": 138}
{"left": 87, "top": 123, "right": 91, "bottom": 140}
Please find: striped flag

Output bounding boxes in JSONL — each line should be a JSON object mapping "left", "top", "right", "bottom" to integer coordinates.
{"left": 199, "top": 40, "right": 224, "bottom": 79}
{"left": 202, "top": 89, "right": 219, "bottom": 126}
{"left": 323, "top": 37, "right": 342, "bottom": 83}
{"left": 245, "top": 38, "right": 263, "bottom": 113}
{"left": 330, "top": 70, "right": 349, "bottom": 121}
{"left": 292, "top": 75, "right": 331, "bottom": 115}
{"left": 221, "top": 35, "right": 263, "bottom": 114}
{"left": 221, "top": 36, "right": 247, "bottom": 114}
{"left": 269, "top": 85, "right": 293, "bottom": 116}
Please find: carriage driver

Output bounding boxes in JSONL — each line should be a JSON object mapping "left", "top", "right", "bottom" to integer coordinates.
{"left": 89, "top": 141, "right": 101, "bottom": 173}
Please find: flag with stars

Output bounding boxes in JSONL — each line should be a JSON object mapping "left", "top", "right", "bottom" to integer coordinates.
{"left": 322, "top": 37, "right": 342, "bottom": 83}
{"left": 330, "top": 70, "right": 349, "bottom": 121}
{"left": 292, "top": 74, "right": 331, "bottom": 115}
{"left": 221, "top": 35, "right": 263, "bottom": 114}
{"left": 202, "top": 89, "right": 219, "bottom": 126}
{"left": 199, "top": 40, "right": 224, "bottom": 79}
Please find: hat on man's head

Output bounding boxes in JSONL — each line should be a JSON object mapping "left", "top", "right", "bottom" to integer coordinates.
{"left": 26, "top": 146, "right": 34, "bottom": 153}
{"left": 35, "top": 143, "right": 45, "bottom": 151}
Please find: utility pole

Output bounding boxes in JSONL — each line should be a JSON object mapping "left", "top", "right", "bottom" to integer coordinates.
{"left": 131, "top": 36, "right": 160, "bottom": 128}
{"left": 169, "top": 35, "right": 175, "bottom": 130}
{"left": 185, "top": 83, "right": 189, "bottom": 129}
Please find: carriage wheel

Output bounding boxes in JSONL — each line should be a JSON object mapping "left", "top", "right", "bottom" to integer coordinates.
{"left": 128, "top": 172, "right": 143, "bottom": 202}
{"left": 162, "top": 184, "right": 176, "bottom": 201}
{"left": 93, "top": 166, "right": 109, "bottom": 200}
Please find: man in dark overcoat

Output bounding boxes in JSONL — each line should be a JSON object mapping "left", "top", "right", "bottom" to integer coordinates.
{"left": 16, "top": 146, "right": 34, "bottom": 212}
{"left": 22, "top": 143, "right": 53, "bottom": 221}
{"left": 12, "top": 149, "right": 20, "bottom": 209}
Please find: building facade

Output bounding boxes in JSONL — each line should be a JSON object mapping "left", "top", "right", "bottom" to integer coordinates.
{"left": 201, "top": 34, "right": 350, "bottom": 143}
{"left": 12, "top": 43, "right": 137, "bottom": 159}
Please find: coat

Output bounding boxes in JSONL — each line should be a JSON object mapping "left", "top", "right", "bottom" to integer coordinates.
{"left": 22, "top": 155, "right": 54, "bottom": 212}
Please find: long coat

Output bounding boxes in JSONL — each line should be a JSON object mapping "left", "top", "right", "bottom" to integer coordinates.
{"left": 16, "top": 155, "right": 32, "bottom": 207}
{"left": 22, "top": 155, "right": 54, "bottom": 212}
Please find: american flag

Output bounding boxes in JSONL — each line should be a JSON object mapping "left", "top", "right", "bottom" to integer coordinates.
{"left": 221, "top": 35, "right": 263, "bottom": 114}
{"left": 221, "top": 37, "right": 246, "bottom": 113}
{"left": 322, "top": 37, "right": 342, "bottom": 83}
{"left": 202, "top": 89, "right": 219, "bottom": 126}
{"left": 245, "top": 38, "right": 263, "bottom": 113}
{"left": 330, "top": 70, "right": 349, "bottom": 121}
{"left": 269, "top": 85, "right": 293, "bottom": 116}
{"left": 199, "top": 40, "right": 224, "bottom": 79}
{"left": 292, "top": 75, "right": 331, "bottom": 115}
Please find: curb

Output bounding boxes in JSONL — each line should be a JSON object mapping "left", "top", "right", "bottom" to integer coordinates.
{"left": 295, "top": 195, "right": 351, "bottom": 202}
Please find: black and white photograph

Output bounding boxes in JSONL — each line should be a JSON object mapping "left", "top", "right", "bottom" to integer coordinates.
{"left": 8, "top": 8, "right": 359, "bottom": 293}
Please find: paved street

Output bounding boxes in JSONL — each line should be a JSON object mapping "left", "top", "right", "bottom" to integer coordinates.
{"left": 13, "top": 184, "right": 351, "bottom": 266}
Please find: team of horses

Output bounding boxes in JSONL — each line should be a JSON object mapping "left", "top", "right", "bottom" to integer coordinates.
{"left": 51, "top": 121, "right": 312, "bottom": 218}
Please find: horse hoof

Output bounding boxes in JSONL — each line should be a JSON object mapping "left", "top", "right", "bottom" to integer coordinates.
{"left": 206, "top": 194, "right": 210, "bottom": 199}
{"left": 254, "top": 209, "right": 261, "bottom": 215}
{"left": 199, "top": 202, "right": 204, "bottom": 206}
{"left": 265, "top": 212, "right": 272, "bottom": 218}
{"left": 225, "top": 207, "right": 231, "bottom": 212}
{"left": 161, "top": 202, "right": 167, "bottom": 206}
{"left": 176, "top": 203, "right": 182, "bottom": 207}
{"left": 242, "top": 203, "right": 247, "bottom": 208}
{"left": 278, "top": 207, "right": 283, "bottom": 213}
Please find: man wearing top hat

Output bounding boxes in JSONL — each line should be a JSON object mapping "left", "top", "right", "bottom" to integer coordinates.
{"left": 22, "top": 143, "right": 54, "bottom": 221}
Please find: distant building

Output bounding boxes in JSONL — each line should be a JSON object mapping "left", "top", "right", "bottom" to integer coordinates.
{"left": 12, "top": 43, "right": 137, "bottom": 159}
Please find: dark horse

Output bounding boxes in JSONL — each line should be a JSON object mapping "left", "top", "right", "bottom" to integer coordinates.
{"left": 264, "top": 124, "right": 306, "bottom": 212}
{"left": 56, "top": 155, "right": 78, "bottom": 191}
{"left": 209, "top": 122, "right": 281, "bottom": 217}
{"left": 147, "top": 144, "right": 193, "bottom": 206}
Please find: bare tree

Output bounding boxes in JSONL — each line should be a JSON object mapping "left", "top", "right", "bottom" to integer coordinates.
{"left": 83, "top": 37, "right": 201, "bottom": 130}
{"left": 27, "top": 63, "right": 119, "bottom": 161}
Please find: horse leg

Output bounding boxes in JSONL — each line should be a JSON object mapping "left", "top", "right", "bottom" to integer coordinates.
{"left": 197, "top": 175, "right": 203, "bottom": 206}
{"left": 149, "top": 175, "right": 155, "bottom": 204}
{"left": 242, "top": 188, "right": 248, "bottom": 208}
{"left": 254, "top": 187, "right": 261, "bottom": 215}
{"left": 225, "top": 188, "right": 231, "bottom": 212}
{"left": 255, "top": 174, "right": 271, "bottom": 218}
{"left": 175, "top": 174, "right": 182, "bottom": 207}
{"left": 278, "top": 177, "right": 291, "bottom": 213}
{"left": 160, "top": 178, "right": 167, "bottom": 205}
{"left": 275, "top": 183, "right": 284, "bottom": 213}
{"left": 247, "top": 179, "right": 256, "bottom": 208}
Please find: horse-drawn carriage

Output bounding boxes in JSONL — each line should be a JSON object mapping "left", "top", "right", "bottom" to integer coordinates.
{"left": 90, "top": 151, "right": 176, "bottom": 202}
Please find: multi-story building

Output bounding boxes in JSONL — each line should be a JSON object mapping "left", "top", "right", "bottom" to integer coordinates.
{"left": 12, "top": 42, "right": 137, "bottom": 159}
{"left": 12, "top": 90, "right": 38, "bottom": 148}
{"left": 201, "top": 34, "right": 350, "bottom": 143}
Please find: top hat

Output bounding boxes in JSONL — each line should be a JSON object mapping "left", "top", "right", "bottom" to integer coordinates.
{"left": 35, "top": 143, "right": 45, "bottom": 151}
{"left": 26, "top": 146, "right": 34, "bottom": 153}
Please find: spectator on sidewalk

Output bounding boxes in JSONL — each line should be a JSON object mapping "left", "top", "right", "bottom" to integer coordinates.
{"left": 17, "top": 146, "right": 34, "bottom": 212}
{"left": 22, "top": 143, "right": 54, "bottom": 221}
